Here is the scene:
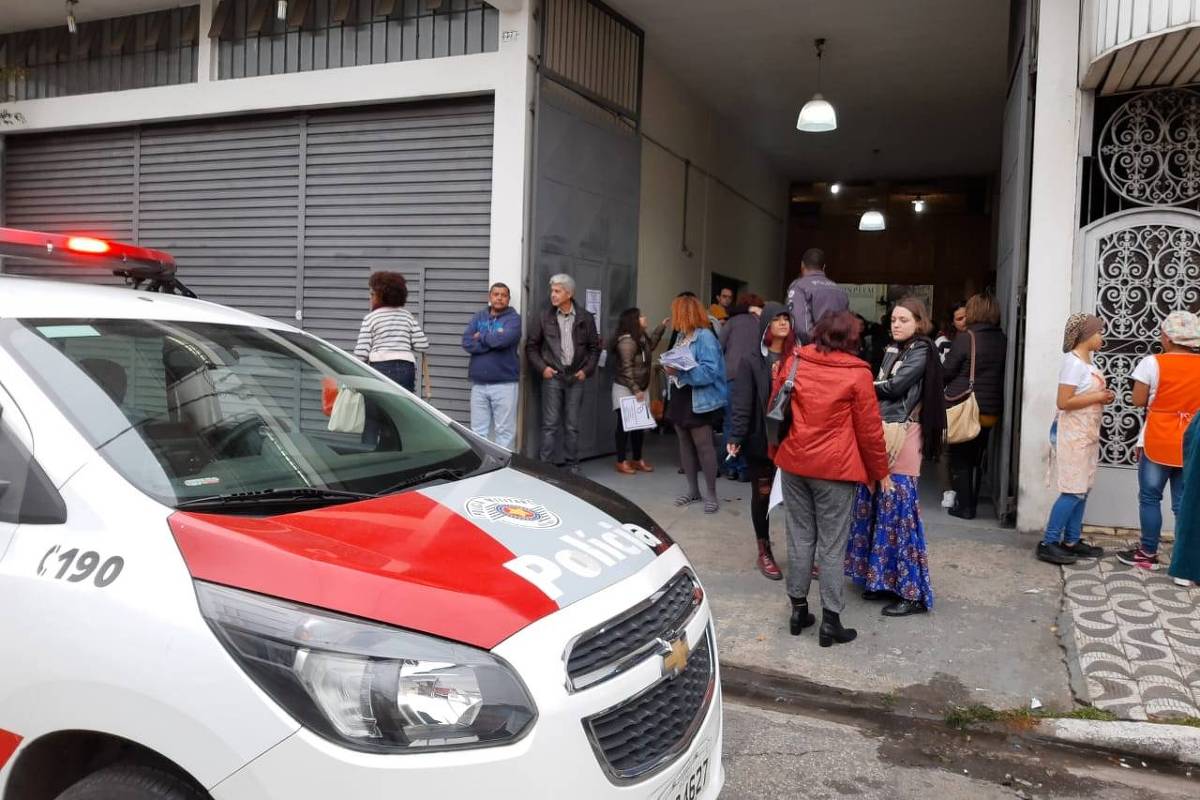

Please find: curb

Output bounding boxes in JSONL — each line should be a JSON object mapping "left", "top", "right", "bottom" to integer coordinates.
{"left": 1032, "top": 719, "right": 1200, "bottom": 767}
{"left": 720, "top": 661, "right": 1200, "bottom": 768}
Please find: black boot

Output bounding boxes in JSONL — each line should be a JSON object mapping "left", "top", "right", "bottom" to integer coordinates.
{"left": 789, "top": 596, "right": 815, "bottom": 635}
{"left": 948, "top": 467, "right": 975, "bottom": 520}
{"left": 818, "top": 609, "right": 857, "bottom": 647}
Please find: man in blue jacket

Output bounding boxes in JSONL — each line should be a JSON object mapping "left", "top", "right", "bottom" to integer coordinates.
{"left": 462, "top": 283, "right": 522, "bottom": 449}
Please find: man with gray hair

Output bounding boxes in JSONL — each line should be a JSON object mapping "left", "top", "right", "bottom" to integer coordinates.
{"left": 525, "top": 273, "right": 600, "bottom": 472}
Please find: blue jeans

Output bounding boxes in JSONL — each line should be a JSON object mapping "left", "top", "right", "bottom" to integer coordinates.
{"left": 1042, "top": 492, "right": 1089, "bottom": 546}
{"left": 470, "top": 382, "right": 519, "bottom": 450}
{"left": 372, "top": 359, "right": 416, "bottom": 392}
{"left": 1138, "top": 455, "right": 1183, "bottom": 554}
{"left": 539, "top": 376, "right": 585, "bottom": 466}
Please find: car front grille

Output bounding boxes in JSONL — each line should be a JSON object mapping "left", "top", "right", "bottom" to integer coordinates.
{"left": 583, "top": 629, "right": 715, "bottom": 782}
{"left": 565, "top": 570, "right": 700, "bottom": 690}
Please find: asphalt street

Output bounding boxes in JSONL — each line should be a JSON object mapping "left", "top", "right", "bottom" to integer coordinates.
{"left": 719, "top": 700, "right": 1198, "bottom": 799}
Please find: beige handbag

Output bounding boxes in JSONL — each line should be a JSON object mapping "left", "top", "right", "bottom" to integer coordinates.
{"left": 945, "top": 330, "right": 981, "bottom": 444}
{"left": 882, "top": 421, "right": 910, "bottom": 467}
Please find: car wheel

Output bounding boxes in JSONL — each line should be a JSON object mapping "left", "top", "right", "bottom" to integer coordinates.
{"left": 56, "top": 764, "right": 208, "bottom": 800}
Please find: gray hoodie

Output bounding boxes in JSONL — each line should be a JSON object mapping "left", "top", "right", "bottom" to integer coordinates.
{"left": 786, "top": 270, "right": 849, "bottom": 344}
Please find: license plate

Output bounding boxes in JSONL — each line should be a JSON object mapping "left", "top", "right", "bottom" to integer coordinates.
{"left": 653, "top": 739, "right": 713, "bottom": 800}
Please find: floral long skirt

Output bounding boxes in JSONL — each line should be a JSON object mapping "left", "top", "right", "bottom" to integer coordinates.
{"left": 844, "top": 475, "right": 934, "bottom": 609}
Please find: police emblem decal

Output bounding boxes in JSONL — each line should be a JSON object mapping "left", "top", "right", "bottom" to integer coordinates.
{"left": 465, "top": 496, "right": 562, "bottom": 529}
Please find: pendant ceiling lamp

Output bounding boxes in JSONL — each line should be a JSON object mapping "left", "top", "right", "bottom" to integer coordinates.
{"left": 858, "top": 210, "right": 886, "bottom": 231}
{"left": 797, "top": 38, "right": 837, "bottom": 133}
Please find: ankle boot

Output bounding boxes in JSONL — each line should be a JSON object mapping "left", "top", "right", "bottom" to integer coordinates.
{"left": 789, "top": 596, "right": 815, "bottom": 635}
{"left": 948, "top": 468, "right": 975, "bottom": 519}
{"left": 757, "top": 539, "right": 783, "bottom": 581}
{"left": 818, "top": 609, "right": 857, "bottom": 647}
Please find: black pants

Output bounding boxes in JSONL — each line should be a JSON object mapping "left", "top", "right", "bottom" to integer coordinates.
{"left": 949, "top": 426, "right": 992, "bottom": 511}
{"left": 614, "top": 410, "right": 645, "bottom": 462}
{"left": 747, "top": 456, "right": 776, "bottom": 541}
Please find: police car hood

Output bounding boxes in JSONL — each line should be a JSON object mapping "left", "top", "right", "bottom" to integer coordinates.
{"left": 169, "top": 463, "right": 673, "bottom": 650}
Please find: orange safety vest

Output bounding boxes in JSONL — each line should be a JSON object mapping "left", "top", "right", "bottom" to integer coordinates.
{"left": 1144, "top": 353, "right": 1200, "bottom": 468}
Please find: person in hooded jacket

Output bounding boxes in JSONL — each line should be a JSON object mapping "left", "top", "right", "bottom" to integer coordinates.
{"left": 726, "top": 301, "right": 792, "bottom": 580}
{"left": 846, "top": 297, "right": 946, "bottom": 618}
{"left": 719, "top": 292, "right": 765, "bottom": 480}
{"left": 773, "top": 310, "right": 891, "bottom": 648}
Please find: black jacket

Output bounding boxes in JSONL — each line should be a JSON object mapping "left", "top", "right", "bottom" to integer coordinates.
{"left": 525, "top": 303, "right": 601, "bottom": 378}
{"left": 728, "top": 302, "right": 790, "bottom": 460}
{"left": 943, "top": 323, "right": 1007, "bottom": 416}
{"left": 719, "top": 304, "right": 761, "bottom": 380}
{"left": 875, "top": 338, "right": 934, "bottom": 423}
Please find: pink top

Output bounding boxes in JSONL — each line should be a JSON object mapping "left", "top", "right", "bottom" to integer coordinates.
{"left": 891, "top": 423, "right": 923, "bottom": 477}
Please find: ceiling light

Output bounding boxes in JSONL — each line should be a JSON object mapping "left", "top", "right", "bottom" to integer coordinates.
{"left": 859, "top": 210, "right": 886, "bottom": 231}
{"left": 797, "top": 38, "right": 837, "bottom": 133}
{"left": 912, "top": 197, "right": 926, "bottom": 213}
{"left": 66, "top": 0, "right": 78, "bottom": 34}
{"left": 277, "top": 0, "right": 288, "bottom": 21}
{"left": 830, "top": 182, "right": 842, "bottom": 195}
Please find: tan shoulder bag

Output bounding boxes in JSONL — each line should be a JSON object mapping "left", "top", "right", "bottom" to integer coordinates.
{"left": 945, "top": 330, "right": 981, "bottom": 444}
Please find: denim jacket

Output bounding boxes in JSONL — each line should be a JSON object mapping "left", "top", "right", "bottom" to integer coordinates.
{"left": 675, "top": 328, "right": 729, "bottom": 414}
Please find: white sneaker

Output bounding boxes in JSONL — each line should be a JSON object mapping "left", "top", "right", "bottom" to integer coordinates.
{"left": 1173, "top": 577, "right": 1193, "bottom": 588}
{"left": 941, "top": 490, "right": 956, "bottom": 509}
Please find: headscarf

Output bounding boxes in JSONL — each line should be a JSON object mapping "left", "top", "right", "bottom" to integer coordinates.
{"left": 1162, "top": 310, "right": 1200, "bottom": 350}
{"left": 1062, "top": 313, "right": 1103, "bottom": 353}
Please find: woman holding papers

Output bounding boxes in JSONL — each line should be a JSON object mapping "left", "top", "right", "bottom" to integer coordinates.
{"left": 611, "top": 307, "right": 667, "bottom": 474}
{"left": 664, "top": 294, "right": 729, "bottom": 514}
{"left": 726, "top": 302, "right": 794, "bottom": 581}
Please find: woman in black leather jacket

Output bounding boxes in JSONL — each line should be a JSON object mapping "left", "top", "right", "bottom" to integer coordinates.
{"left": 845, "top": 297, "right": 945, "bottom": 618}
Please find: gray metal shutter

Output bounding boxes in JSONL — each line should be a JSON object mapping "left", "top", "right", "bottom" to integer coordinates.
{"left": 2, "top": 128, "right": 136, "bottom": 282}
{"left": 301, "top": 99, "right": 494, "bottom": 423}
{"left": 138, "top": 116, "right": 301, "bottom": 324}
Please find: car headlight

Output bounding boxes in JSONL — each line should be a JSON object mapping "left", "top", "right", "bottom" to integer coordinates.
{"left": 195, "top": 581, "right": 537, "bottom": 753}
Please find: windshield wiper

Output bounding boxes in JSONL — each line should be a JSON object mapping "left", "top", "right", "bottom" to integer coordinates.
{"left": 376, "top": 467, "right": 468, "bottom": 496}
{"left": 176, "top": 486, "right": 375, "bottom": 510}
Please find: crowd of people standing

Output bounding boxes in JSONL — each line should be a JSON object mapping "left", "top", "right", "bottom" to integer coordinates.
{"left": 352, "top": 258, "right": 1200, "bottom": 643}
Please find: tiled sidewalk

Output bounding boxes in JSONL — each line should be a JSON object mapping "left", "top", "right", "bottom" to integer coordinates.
{"left": 1064, "top": 545, "right": 1200, "bottom": 720}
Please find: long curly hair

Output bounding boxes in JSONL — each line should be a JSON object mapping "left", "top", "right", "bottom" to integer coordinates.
{"left": 369, "top": 271, "right": 408, "bottom": 308}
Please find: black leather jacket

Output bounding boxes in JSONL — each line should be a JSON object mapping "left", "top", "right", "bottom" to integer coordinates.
{"left": 874, "top": 338, "right": 932, "bottom": 423}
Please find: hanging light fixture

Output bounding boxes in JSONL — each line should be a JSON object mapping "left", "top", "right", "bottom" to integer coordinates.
{"left": 912, "top": 196, "right": 926, "bottom": 213}
{"left": 66, "top": 0, "right": 79, "bottom": 34}
{"left": 276, "top": 0, "right": 288, "bottom": 21}
{"left": 830, "top": 182, "right": 842, "bottom": 195}
{"left": 858, "top": 210, "right": 886, "bottom": 231}
{"left": 797, "top": 38, "right": 837, "bottom": 133}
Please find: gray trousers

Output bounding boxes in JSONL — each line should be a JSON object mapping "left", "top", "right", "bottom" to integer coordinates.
{"left": 781, "top": 470, "right": 857, "bottom": 613}
{"left": 539, "top": 376, "right": 585, "bottom": 465}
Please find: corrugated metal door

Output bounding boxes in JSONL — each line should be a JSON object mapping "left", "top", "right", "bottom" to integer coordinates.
{"left": 1, "top": 98, "right": 493, "bottom": 424}
{"left": 301, "top": 99, "right": 494, "bottom": 423}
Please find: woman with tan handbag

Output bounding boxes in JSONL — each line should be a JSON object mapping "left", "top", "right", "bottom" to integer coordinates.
{"left": 942, "top": 294, "right": 1007, "bottom": 519}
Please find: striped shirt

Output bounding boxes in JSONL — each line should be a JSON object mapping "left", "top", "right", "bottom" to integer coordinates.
{"left": 354, "top": 307, "right": 430, "bottom": 363}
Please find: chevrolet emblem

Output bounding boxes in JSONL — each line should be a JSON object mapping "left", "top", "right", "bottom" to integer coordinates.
{"left": 660, "top": 636, "right": 691, "bottom": 678}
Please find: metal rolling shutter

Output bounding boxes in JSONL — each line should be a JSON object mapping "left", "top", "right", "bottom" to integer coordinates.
{"left": 2, "top": 98, "right": 493, "bottom": 425}
{"left": 138, "top": 116, "right": 301, "bottom": 324}
{"left": 302, "top": 99, "right": 494, "bottom": 423}
{"left": 1, "top": 129, "right": 136, "bottom": 282}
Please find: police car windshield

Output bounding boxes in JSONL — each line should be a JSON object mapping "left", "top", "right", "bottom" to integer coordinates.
{"left": 2, "top": 318, "right": 490, "bottom": 510}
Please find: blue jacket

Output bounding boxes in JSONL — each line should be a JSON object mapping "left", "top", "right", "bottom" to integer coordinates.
{"left": 461, "top": 306, "right": 521, "bottom": 384}
{"left": 674, "top": 328, "right": 729, "bottom": 414}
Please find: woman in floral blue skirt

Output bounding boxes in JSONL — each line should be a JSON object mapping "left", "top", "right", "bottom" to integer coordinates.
{"left": 845, "top": 297, "right": 945, "bottom": 616}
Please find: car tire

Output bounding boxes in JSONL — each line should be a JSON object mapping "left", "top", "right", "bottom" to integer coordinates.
{"left": 56, "top": 763, "right": 209, "bottom": 800}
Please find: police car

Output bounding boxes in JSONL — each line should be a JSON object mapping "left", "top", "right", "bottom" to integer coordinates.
{"left": 0, "top": 228, "right": 722, "bottom": 800}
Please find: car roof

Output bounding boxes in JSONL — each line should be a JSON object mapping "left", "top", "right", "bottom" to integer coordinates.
{"left": 0, "top": 274, "right": 295, "bottom": 331}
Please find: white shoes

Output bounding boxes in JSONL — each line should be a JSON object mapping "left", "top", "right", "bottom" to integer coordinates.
{"left": 1173, "top": 577, "right": 1194, "bottom": 588}
{"left": 941, "top": 490, "right": 957, "bottom": 509}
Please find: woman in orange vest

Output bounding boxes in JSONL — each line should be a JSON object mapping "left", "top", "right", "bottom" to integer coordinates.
{"left": 1117, "top": 311, "right": 1200, "bottom": 572}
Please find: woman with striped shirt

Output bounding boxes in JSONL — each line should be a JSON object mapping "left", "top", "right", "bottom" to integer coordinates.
{"left": 353, "top": 271, "right": 430, "bottom": 393}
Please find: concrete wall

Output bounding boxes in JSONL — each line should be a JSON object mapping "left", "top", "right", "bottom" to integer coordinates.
{"left": 635, "top": 54, "right": 787, "bottom": 325}
{"left": 0, "top": 0, "right": 536, "bottom": 313}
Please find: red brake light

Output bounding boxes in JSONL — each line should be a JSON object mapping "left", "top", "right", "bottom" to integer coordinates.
{"left": 66, "top": 236, "right": 111, "bottom": 254}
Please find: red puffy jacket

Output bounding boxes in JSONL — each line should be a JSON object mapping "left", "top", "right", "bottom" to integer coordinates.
{"left": 772, "top": 345, "right": 890, "bottom": 485}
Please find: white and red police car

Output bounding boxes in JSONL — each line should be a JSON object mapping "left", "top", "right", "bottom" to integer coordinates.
{"left": 0, "top": 228, "right": 722, "bottom": 800}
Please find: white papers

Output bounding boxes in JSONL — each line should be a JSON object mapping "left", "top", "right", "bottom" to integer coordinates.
{"left": 660, "top": 345, "right": 698, "bottom": 372}
{"left": 585, "top": 288, "right": 602, "bottom": 332}
{"left": 768, "top": 470, "right": 783, "bottom": 513}
{"left": 619, "top": 395, "right": 657, "bottom": 431}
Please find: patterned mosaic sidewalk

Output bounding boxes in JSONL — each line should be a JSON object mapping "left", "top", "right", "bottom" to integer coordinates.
{"left": 1064, "top": 546, "right": 1200, "bottom": 720}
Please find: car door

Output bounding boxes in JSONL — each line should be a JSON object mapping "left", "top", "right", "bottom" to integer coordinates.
{"left": 0, "top": 383, "right": 33, "bottom": 560}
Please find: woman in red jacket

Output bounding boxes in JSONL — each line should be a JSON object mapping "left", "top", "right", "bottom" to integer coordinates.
{"left": 774, "top": 311, "right": 891, "bottom": 647}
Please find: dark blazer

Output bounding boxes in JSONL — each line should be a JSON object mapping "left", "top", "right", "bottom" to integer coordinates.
{"left": 525, "top": 303, "right": 601, "bottom": 378}
{"left": 943, "top": 323, "right": 1007, "bottom": 416}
